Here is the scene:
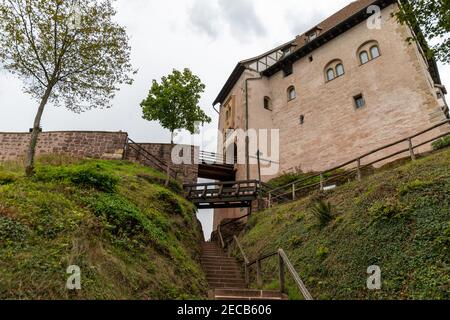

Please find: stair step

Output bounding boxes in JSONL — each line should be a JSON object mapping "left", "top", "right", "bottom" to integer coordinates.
{"left": 201, "top": 260, "right": 240, "bottom": 265}
{"left": 215, "top": 296, "right": 285, "bottom": 301}
{"left": 201, "top": 262, "right": 241, "bottom": 267}
{"left": 210, "top": 289, "right": 287, "bottom": 299}
{"left": 209, "top": 289, "right": 288, "bottom": 300}
{"left": 208, "top": 283, "right": 247, "bottom": 289}
{"left": 203, "top": 265, "right": 242, "bottom": 271}
{"left": 206, "top": 278, "right": 245, "bottom": 283}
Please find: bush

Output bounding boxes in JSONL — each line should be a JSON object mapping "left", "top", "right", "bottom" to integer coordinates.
{"left": 69, "top": 167, "right": 118, "bottom": 193}
{"left": 311, "top": 200, "right": 334, "bottom": 227}
{"left": 34, "top": 164, "right": 118, "bottom": 192}
{"left": 432, "top": 135, "right": 450, "bottom": 150}
{"left": 0, "top": 172, "right": 18, "bottom": 185}
{"left": 0, "top": 216, "right": 29, "bottom": 247}
{"left": 86, "top": 194, "right": 168, "bottom": 252}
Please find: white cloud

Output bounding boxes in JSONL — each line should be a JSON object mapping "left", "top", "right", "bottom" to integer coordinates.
{"left": 188, "top": 0, "right": 266, "bottom": 41}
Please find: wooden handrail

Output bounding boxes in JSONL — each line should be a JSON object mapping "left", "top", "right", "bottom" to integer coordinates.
{"left": 278, "top": 249, "right": 313, "bottom": 300}
{"left": 225, "top": 235, "right": 313, "bottom": 300}
{"left": 266, "top": 120, "right": 450, "bottom": 203}
{"left": 233, "top": 236, "right": 250, "bottom": 265}
{"left": 218, "top": 224, "right": 225, "bottom": 249}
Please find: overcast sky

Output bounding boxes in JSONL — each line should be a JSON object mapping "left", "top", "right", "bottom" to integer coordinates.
{"left": 1, "top": 0, "right": 449, "bottom": 239}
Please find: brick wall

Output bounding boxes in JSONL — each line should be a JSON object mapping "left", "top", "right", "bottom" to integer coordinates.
{"left": 124, "top": 143, "right": 199, "bottom": 185}
{"left": 0, "top": 131, "right": 128, "bottom": 162}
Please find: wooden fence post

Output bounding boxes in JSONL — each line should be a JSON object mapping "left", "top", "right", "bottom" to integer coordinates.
{"left": 408, "top": 138, "right": 416, "bottom": 161}
{"left": 357, "top": 158, "right": 362, "bottom": 181}
{"left": 319, "top": 173, "right": 324, "bottom": 191}
{"left": 268, "top": 193, "right": 272, "bottom": 208}
{"left": 244, "top": 264, "right": 250, "bottom": 287}
{"left": 278, "top": 253, "right": 285, "bottom": 294}
{"left": 256, "top": 259, "right": 263, "bottom": 288}
{"left": 292, "top": 184, "right": 296, "bottom": 201}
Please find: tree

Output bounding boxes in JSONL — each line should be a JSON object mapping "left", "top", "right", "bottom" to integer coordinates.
{"left": 140, "top": 68, "right": 211, "bottom": 184}
{"left": 395, "top": 0, "right": 449, "bottom": 64}
{"left": 0, "top": 0, "right": 135, "bottom": 176}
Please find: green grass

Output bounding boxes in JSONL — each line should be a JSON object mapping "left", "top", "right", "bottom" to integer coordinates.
{"left": 239, "top": 148, "right": 450, "bottom": 300}
{"left": 0, "top": 156, "right": 206, "bottom": 300}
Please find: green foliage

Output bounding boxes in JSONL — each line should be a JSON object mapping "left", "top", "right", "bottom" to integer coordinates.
{"left": 34, "top": 164, "right": 118, "bottom": 192}
{"left": 311, "top": 200, "right": 334, "bottom": 227}
{"left": 368, "top": 199, "right": 413, "bottom": 224}
{"left": 0, "top": 158, "right": 206, "bottom": 299}
{"left": 394, "top": 0, "right": 449, "bottom": 63}
{"left": 140, "top": 68, "right": 211, "bottom": 138}
{"left": 0, "top": 0, "right": 135, "bottom": 110}
{"left": 137, "top": 173, "right": 182, "bottom": 193}
{"left": 316, "top": 246, "right": 329, "bottom": 260}
{"left": 0, "top": 0, "right": 135, "bottom": 174}
{"left": 0, "top": 216, "right": 29, "bottom": 248}
{"left": 398, "top": 179, "right": 434, "bottom": 196}
{"left": 0, "top": 172, "right": 18, "bottom": 185}
{"left": 288, "top": 235, "right": 303, "bottom": 248}
{"left": 86, "top": 194, "right": 168, "bottom": 251}
{"left": 266, "top": 172, "right": 317, "bottom": 189}
{"left": 432, "top": 135, "right": 450, "bottom": 150}
{"left": 238, "top": 148, "right": 450, "bottom": 300}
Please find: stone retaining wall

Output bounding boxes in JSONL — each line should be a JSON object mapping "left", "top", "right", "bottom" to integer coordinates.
{"left": 0, "top": 131, "right": 128, "bottom": 162}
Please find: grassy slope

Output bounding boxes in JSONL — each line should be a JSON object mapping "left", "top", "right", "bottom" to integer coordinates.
{"left": 239, "top": 148, "right": 450, "bottom": 300}
{"left": 0, "top": 156, "right": 207, "bottom": 299}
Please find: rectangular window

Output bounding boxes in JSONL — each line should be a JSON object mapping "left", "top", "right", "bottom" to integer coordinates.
{"left": 283, "top": 63, "right": 293, "bottom": 77}
{"left": 308, "top": 32, "right": 317, "bottom": 42}
{"left": 354, "top": 94, "right": 366, "bottom": 109}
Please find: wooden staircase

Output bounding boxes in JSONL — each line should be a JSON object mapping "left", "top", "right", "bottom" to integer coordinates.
{"left": 201, "top": 242, "right": 288, "bottom": 300}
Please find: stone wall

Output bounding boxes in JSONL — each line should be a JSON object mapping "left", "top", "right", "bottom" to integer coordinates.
{"left": 125, "top": 143, "right": 199, "bottom": 185}
{"left": 0, "top": 131, "right": 128, "bottom": 162}
{"left": 0, "top": 131, "right": 200, "bottom": 185}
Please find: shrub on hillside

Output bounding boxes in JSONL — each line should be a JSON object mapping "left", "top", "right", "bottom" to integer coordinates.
{"left": 0, "top": 216, "right": 29, "bottom": 248}
{"left": 34, "top": 164, "right": 118, "bottom": 192}
{"left": 86, "top": 194, "right": 168, "bottom": 253}
{"left": 432, "top": 135, "right": 450, "bottom": 150}
{"left": 311, "top": 200, "right": 334, "bottom": 227}
{"left": 0, "top": 172, "right": 18, "bottom": 185}
{"left": 137, "top": 173, "right": 182, "bottom": 193}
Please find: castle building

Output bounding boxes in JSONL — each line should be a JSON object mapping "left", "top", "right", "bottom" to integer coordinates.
{"left": 212, "top": 0, "right": 449, "bottom": 229}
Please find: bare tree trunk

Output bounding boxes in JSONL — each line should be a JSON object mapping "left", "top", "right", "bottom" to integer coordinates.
{"left": 165, "top": 131, "right": 174, "bottom": 186}
{"left": 25, "top": 85, "right": 53, "bottom": 176}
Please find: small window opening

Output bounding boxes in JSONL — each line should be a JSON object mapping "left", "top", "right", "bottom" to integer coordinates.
{"left": 283, "top": 63, "right": 293, "bottom": 77}
{"left": 288, "top": 86, "right": 296, "bottom": 101}
{"left": 354, "top": 94, "right": 366, "bottom": 109}
{"left": 264, "top": 96, "right": 272, "bottom": 110}
{"left": 326, "top": 68, "right": 335, "bottom": 81}
{"left": 359, "top": 51, "right": 369, "bottom": 64}
{"left": 299, "top": 115, "right": 305, "bottom": 125}
{"left": 336, "top": 64, "right": 345, "bottom": 77}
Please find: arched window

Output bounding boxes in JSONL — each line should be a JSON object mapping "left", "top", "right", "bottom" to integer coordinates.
{"left": 336, "top": 64, "right": 345, "bottom": 77}
{"left": 324, "top": 59, "right": 344, "bottom": 82}
{"left": 370, "top": 45, "right": 380, "bottom": 59}
{"left": 264, "top": 96, "right": 272, "bottom": 110}
{"left": 359, "top": 51, "right": 369, "bottom": 64}
{"left": 287, "top": 86, "right": 296, "bottom": 101}
{"left": 326, "top": 68, "right": 335, "bottom": 81}
{"left": 357, "top": 40, "right": 381, "bottom": 65}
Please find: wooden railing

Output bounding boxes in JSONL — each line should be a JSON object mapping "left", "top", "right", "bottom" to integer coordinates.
{"left": 217, "top": 216, "right": 313, "bottom": 300}
{"left": 125, "top": 138, "right": 177, "bottom": 178}
{"left": 266, "top": 120, "right": 450, "bottom": 207}
{"left": 184, "top": 180, "right": 260, "bottom": 209}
